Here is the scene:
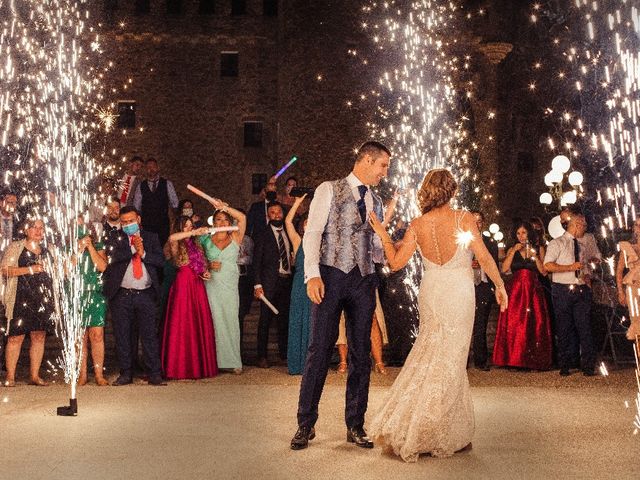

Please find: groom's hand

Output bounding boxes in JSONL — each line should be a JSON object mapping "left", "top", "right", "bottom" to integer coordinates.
{"left": 307, "top": 277, "right": 325, "bottom": 304}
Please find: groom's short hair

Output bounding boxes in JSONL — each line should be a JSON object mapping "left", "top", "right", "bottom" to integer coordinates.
{"left": 355, "top": 141, "right": 391, "bottom": 162}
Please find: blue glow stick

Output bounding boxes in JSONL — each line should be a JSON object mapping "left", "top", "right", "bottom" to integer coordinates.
{"left": 274, "top": 156, "right": 299, "bottom": 179}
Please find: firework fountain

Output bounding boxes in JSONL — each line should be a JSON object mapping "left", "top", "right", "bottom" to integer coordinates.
{"left": 528, "top": 0, "right": 640, "bottom": 431}
{"left": 1, "top": 0, "right": 105, "bottom": 415}
{"left": 357, "top": 1, "right": 469, "bottom": 330}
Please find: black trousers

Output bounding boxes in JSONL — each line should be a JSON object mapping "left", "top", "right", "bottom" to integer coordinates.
{"left": 472, "top": 282, "right": 495, "bottom": 367}
{"left": 110, "top": 287, "right": 162, "bottom": 377}
{"left": 257, "top": 275, "right": 293, "bottom": 360}
{"left": 551, "top": 283, "right": 596, "bottom": 371}
{"left": 238, "top": 268, "right": 254, "bottom": 344}
{"left": 297, "top": 265, "right": 377, "bottom": 429}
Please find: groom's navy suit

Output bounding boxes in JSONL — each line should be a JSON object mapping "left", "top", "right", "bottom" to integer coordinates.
{"left": 297, "top": 174, "right": 384, "bottom": 430}
{"left": 103, "top": 228, "right": 164, "bottom": 378}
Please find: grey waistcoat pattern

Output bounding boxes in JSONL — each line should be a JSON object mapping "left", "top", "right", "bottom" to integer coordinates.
{"left": 319, "top": 177, "right": 383, "bottom": 276}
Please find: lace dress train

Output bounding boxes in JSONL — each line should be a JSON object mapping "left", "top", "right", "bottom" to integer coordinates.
{"left": 370, "top": 244, "right": 476, "bottom": 462}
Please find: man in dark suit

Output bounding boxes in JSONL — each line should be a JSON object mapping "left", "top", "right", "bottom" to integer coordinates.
{"left": 246, "top": 178, "right": 278, "bottom": 238}
{"left": 103, "top": 206, "right": 165, "bottom": 385}
{"left": 470, "top": 210, "right": 500, "bottom": 371}
{"left": 253, "top": 201, "right": 293, "bottom": 368}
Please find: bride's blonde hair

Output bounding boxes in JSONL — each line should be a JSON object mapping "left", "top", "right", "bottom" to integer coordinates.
{"left": 417, "top": 168, "right": 457, "bottom": 214}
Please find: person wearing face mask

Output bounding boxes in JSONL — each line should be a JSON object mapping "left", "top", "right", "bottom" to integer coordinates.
{"left": 253, "top": 201, "right": 293, "bottom": 368}
{"left": 246, "top": 177, "right": 278, "bottom": 238}
{"left": 74, "top": 217, "right": 109, "bottom": 386}
{"left": 102, "top": 206, "right": 165, "bottom": 385}
{"left": 200, "top": 198, "right": 247, "bottom": 374}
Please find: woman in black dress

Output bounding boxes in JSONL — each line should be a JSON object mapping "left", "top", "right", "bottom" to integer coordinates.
{"left": 1, "top": 219, "right": 55, "bottom": 386}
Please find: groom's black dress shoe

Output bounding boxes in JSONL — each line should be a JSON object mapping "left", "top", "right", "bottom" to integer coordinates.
{"left": 148, "top": 375, "right": 167, "bottom": 386}
{"left": 347, "top": 426, "right": 374, "bottom": 448}
{"left": 559, "top": 368, "right": 571, "bottom": 377}
{"left": 112, "top": 375, "right": 133, "bottom": 386}
{"left": 290, "top": 427, "right": 315, "bottom": 450}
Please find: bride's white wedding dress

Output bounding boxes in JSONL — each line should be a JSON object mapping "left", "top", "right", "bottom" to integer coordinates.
{"left": 370, "top": 218, "right": 476, "bottom": 462}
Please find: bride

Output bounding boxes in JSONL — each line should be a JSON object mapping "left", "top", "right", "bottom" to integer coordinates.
{"left": 368, "top": 168, "right": 507, "bottom": 462}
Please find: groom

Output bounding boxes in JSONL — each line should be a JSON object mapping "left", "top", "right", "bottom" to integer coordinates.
{"left": 290, "top": 141, "right": 390, "bottom": 450}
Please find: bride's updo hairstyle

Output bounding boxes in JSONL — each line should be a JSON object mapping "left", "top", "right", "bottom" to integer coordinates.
{"left": 418, "top": 168, "right": 457, "bottom": 214}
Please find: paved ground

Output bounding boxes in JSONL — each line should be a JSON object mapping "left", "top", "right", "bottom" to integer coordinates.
{"left": 1, "top": 367, "right": 638, "bottom": 480}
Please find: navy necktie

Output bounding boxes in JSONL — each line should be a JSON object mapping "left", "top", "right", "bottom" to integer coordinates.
{"left": 573, "top": 238, "right": 580, "bottom": 279}
{"left": 277, "top": 229, "right": 290, "bottom": 271}
{"left": 357, "top": 185, "right": 368, "bottom": 224}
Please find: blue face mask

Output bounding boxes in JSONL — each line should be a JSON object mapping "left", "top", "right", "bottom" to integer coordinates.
{"left": 122, "top": 222, "right": 139, "bottom": 236}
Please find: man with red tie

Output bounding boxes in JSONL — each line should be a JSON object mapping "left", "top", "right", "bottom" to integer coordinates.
{"left": 117, "top": 156, "right": 144, "bottom": 206}
{"left": 103, "top": 206, "right": 165, "bottom": 385}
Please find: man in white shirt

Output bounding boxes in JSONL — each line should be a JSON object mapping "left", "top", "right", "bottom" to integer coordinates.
{"left": 544, "top": 213, "right": 599, "bottom": 377}
{"left": 291, "top": 141, "right": 389, "bottom": 451}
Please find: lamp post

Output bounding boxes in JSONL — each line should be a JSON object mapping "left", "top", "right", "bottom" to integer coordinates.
{"left": 539, "top": 155, "right": 583, "bottom": 209}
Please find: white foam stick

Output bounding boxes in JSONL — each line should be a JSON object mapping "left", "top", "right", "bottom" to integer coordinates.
{"left": 187, "top": 184, "right": 216, "bottom": 203}
{"left": 208, "top": 226, "right": 239, "bottom": 234}
{"left": 259, "top": 294, "right": 279, "bottom": 315}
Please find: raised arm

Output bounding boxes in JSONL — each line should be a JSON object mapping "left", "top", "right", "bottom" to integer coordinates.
{"left": 206, "top": 198, "right": 246, "bottom": 244}
{"left": 285, "top": 193, "right": 307, "bottom": 256}
{"left": 368, "top": 212, "right": 417, "bottom": 272}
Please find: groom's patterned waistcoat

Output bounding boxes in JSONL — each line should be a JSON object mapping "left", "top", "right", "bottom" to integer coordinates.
{"left": 319, "top": 177, "right": 383, "bottom": 276}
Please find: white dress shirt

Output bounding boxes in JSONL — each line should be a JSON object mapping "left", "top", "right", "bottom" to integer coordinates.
{"left": 120, "top": 237, "right": 152, "bottom": 290}
{"left": 544, "top": 231, "right": 602, "bottom": 285}
{"left": 303, "top": 172, "right": 382, "bottom": 281}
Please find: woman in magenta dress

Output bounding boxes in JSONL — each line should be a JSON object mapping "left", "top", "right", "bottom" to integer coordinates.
{"left": 493, "top": 221, "right": 552, "bottom": 370}
{"left": 162, "top": 216, "right": 218, "bottom": 379}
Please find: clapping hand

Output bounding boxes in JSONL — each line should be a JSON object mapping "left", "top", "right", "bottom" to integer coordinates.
{"left": 132, "top": 234, "right": 144, "bottom": 257}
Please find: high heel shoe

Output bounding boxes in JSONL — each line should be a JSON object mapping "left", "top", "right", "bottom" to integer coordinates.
{"left": 374, "top": 363, "right": 388, "bottom": 375}
{"left": 337, "top": 362, "right": 347, "bottom": 374}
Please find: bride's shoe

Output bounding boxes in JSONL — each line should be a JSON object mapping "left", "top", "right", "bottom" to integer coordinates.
{"left": 374, "top": 362, "right": 388, "bottom": 375}
{"left": 337, "top": 362, "right": 347, "bottom": 374}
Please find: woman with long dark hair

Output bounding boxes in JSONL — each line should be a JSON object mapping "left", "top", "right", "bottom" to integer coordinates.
{"left": 492, "top": 221, "right": 552, "bottom": 370}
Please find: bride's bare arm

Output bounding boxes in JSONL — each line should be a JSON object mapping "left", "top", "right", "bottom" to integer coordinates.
{"left": 462, "top": 215, "right": 508, "bottom": 311}
{"left": 368, "top": 212, "right": 417, "bottom": 271}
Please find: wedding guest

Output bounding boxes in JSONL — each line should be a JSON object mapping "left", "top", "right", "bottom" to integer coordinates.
{"left": 102, "top": 198, "right": 121, "bottom": 236}
{"left": 286, "top": 194, "right": 311, "bottom": 375}
{"left": 247, "top": 177, "right": 278, "bottom": 238}
{"left": 75, "top": 218, "right": 109, "bottom": 386}
{"left": 493, "top": 221, "right": 552, "bottom": 370}
{"left": 201, "top": 199, "right": 246, "bottom": 374}
{"left": 117, "top": 156, "right": 144, "bottom": 206}
{"left": 253, "top": 201, "right": 293, "bottom": 368}
{"left": 1, "top": 219, "right": 55, "bottom": 386}
{"left": 278, "top": 176, "right": 300, "bottom": 211}
{"left": 470, "top": 210, "right": 499, "bottom": 371}
{"left": 162, "top": 217, "right": 218, "bottom": 379}
{"left": 133, "top": 158, "right": 179, "bottom": 247}
{"left": 544, "top": 213, "right": 599, "bottom": 376}
{"left": 335, "top": 192, "right": 400, "bottom": 375}
{"left": 237, "top": 214, "right": 254, "bottom": 350}
{"left": 615, "top": 218, "right": 640, "bottom": 350}
{"left": 103, "top": 206, "right": 165, "bottom": 385}
{"left": 530, "top": 216, "right": 550, "bottom": 247}
{"left": 0, "top": 191, "right": 19, "bottom": 255}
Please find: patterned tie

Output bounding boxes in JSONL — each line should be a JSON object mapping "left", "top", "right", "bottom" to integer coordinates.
{"left": 357, "top": 184, "right": 368, "bottom": 224}
{"left": 573, "top": 238, "right": 580, "bottom": 279}
{"left": 277, "top": 230, "right": 290, "bottom": 271}
{"left": 130, "top": 236, "right": 143, "bottom": 279}
{"left": 120, "top": 175, "right": 131, "bottom": 204}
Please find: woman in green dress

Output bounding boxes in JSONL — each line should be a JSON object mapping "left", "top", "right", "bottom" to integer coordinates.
{"left": 200, "top": 198, "right": 246, "bottom": 373}
{"left": 76, "top": 220, "right": 109, "bottom": 386}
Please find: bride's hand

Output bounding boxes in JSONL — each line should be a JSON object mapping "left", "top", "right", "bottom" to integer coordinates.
{"left": 495, "top": 285, "right": 508, "bottom": 312}
{"left": 368, "top": 212, "right": 386, "bottom": 237}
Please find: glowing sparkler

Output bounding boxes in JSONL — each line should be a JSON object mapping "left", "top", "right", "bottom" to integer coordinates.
{"left": 1, "top": 0, "right": 106, "bottom": 415}
{"left": 274, "top": 156, "right": 299, "bottom": 179}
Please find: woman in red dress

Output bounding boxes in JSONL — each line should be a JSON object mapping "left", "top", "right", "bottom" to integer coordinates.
{"left": 162, "top": 216, "right": 218, "bottom": 379}
{"left": 492, "top": 221, "right": 552, "bottom": 370}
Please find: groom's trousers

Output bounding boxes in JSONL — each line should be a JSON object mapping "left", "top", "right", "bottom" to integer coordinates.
{"left": 297, "top": 265, "right": 377, "bottom": 430}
